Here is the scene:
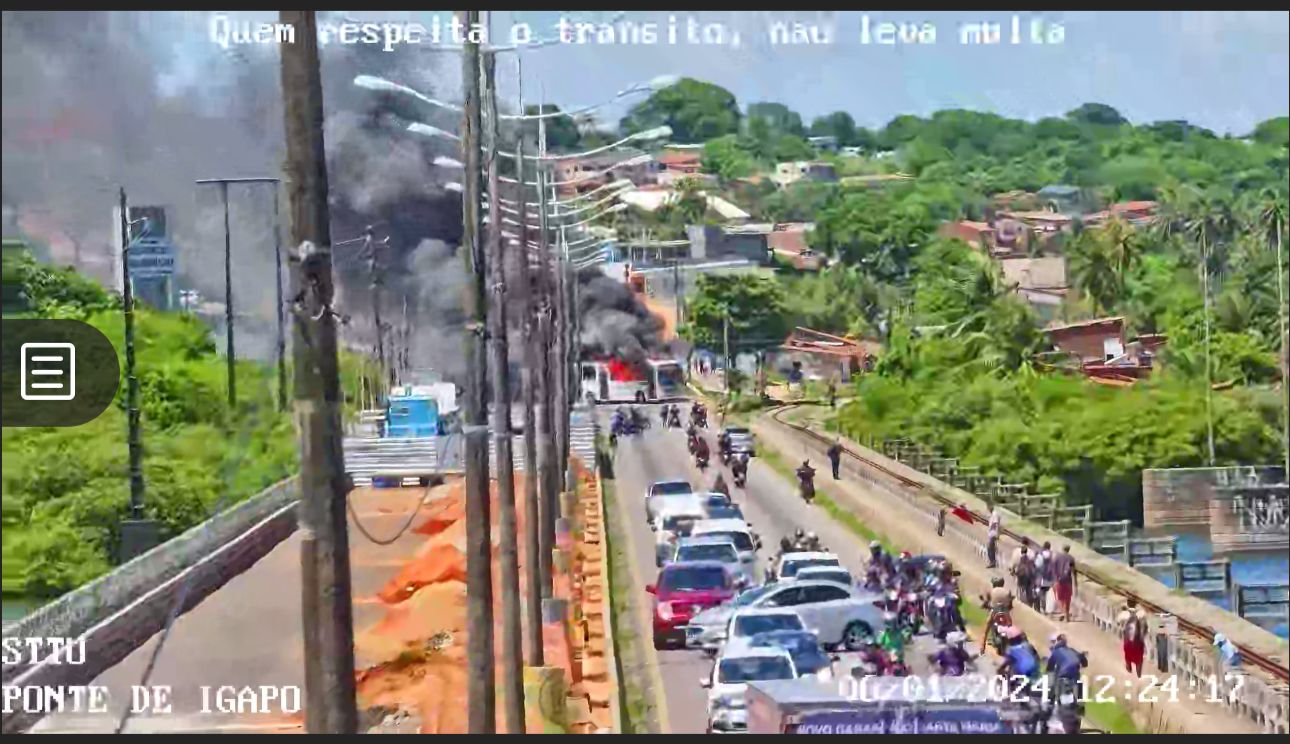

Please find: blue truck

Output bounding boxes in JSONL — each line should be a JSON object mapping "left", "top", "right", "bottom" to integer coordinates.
{"left": 383, "top": 392, "right": 442, "bottom": 437}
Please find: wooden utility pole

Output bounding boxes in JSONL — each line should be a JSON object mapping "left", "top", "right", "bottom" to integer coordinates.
{"left": 279, "top": 10, "right": 357, "bottom": 734}
{"left": 516, "top": 58, "right": 545, "bottom": 667}
{"left": 459, "top": 10, "right": 496, "bottom": 732}
{"left": 273, "top": 184, "right": 288, "bottom": 412}
{"left": 221, "top": 181, "right": 236, "bottom": 409}
{"left": 535, "top": 118, "right": 557, "bottom": 599}
{"left": 483, "top": 35, "right": 524, "bottom": 733}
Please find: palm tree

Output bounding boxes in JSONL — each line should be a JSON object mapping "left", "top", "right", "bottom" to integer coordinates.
{"left": 1100, "top": 215, "right": 1141, "bottom": 296}
{"left": 1183, "top": 189, "right": 1236, "bottom": 466}
{"left": 1253, "top": 188, "right": 1289, "bottom": 476}
{"left": 1068, "top": 230, "right": 1118, "bottom": 315}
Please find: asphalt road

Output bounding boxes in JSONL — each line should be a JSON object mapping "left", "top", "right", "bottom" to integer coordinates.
{"left": 602, "top": 403, "right": 985, "bottom": 734}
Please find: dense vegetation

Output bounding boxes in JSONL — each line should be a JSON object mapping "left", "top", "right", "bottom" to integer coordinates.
{"left": 1, "top": 253, "right": 301, "bottom": 596}
{"left": 637, "top": 78, "right": 1289, "bottom": 521}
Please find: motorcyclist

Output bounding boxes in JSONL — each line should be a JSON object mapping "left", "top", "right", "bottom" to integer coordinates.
{"left": 629, "top": 406, "right": 646, "bottom": 432}
{"left": 883, "top": 650, "right": 911, "bottom": 677}
{"left": 1047, "top": 633, "right": 1088, "bottom": 734}
{"left": 693, "top": 435, "right": 711, "bottom": 468}
{"left": 877, "top": 612, "right": 907, "bottom": 655}
{"left": 854, "top": 640, "right": 887, "bottom": 678}
{"left": 719, "top": 433, "right": 733, "bottom": 464}
{"left": 803, "top": 531, "right": 822, "bottom": 552}
{"left": 929, "top": 631, "right": 976, "bottom": 677}
{"left": 796, "top": 460, "right": 817, "bottom": 504}
{"left": 779, "top": 535, "right": 795, "bottom": 554}
{"left": 731, "top": 452, "right": 749, "bottom": 486}
{"left": 668, "top": 404, "right": 681, "bottom": 428}
{"left": 998, "top": 626, "right": 1041, "bottom": 685}
{"left": 711, "top": 473, "right": 731, "bottom": 499}
{"left": 686, "top": 423, "right": 699, "bottom": 454}
{"left": 981, "top": 577, "right": 1015, "bottom": 654}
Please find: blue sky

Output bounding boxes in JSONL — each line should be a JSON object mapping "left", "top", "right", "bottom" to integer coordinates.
{"left": 170, "top": 10, "right": 1289, "bottom": 135}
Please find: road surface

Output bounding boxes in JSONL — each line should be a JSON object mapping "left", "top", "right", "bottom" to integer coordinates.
{"left": 601, "top": 403, "right": 986, "bottom": 734}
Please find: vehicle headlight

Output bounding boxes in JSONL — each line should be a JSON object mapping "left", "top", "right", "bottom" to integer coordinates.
{"left": 657, "top": 602, "right": 675, "bottom": 621}
{"left": 815, "top": 667, "right": 834, "bottom": 682}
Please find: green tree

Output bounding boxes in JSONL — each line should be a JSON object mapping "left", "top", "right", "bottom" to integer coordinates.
{"left": 680, "top": 273, "right": 790, "bottom": 353}
{"left": 1068, "top": 230, "right": 1119, "bottom": 314}
{"left": 523, "top": 104, "right": 580, "bottom": 151}
{"left": 1249, "top": 116, "right": 1289, "bottom": 147}
{"left": 1066, "top": 102, "right": 1128, "bottom": 127}
{"left": 619, "top": 78, "right": 740, "bottom": 143}
{"left": 809, "top": 111, "right": 857, "bottom": 146}
{"left": 702, "top": 134, "right": 756, "bottom": 181}
{"left": 747, "top": 101, "right": 805, "bottom": 137}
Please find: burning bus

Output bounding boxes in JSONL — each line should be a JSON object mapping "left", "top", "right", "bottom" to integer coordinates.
{"left": 580, "top": 356, "right": 685, "bottom": 404}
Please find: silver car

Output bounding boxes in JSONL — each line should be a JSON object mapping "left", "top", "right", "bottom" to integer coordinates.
{"left": 667, "top": 536, "right": 752, "bottom": 587}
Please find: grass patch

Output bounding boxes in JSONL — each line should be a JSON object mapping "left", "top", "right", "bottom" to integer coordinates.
{"left": 1084, "top": 700, "right": 1140, "bottom": 734}
{"left": 599, "top": 442, "right": 658, "bottom": 734}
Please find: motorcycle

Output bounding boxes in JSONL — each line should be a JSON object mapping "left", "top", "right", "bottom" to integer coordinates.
{"left": 695, "top": 450, "right": 710, "bottom": 470}
{"left": 799, "top": 478, "right": 815, "bottom": 504}
{"left": 983, "top": 608, "right": 1013, "bottom": 655}
{"left": 732, "top": 467, "right": 747, "bottom": 489}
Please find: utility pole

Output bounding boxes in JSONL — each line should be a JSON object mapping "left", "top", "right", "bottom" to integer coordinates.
{"left": 723, "top": 308, "right": 731, "bottom": 399}
{"left": 483, "top": 33, "right": 524, "bottom": 733}
{"left": 117, "top": 187, "right": 156, "bottom": 561}
{"left": 552, "top": 180, "right": 569, "bottom": 493}
{"left": 196, "top": 176, "right": 282, "bottom": 410}
{"left": 273, "top": 184, "right": 288, "bottom": 412}
{"left": 279, "top": 10, "right": 357, "bottom": 734}
{"left": 363, "top": 226, "right": 391, "bottom": 389}
{"left": 221, "top": 181, "right": 236, "bottom": 409}
{"left": 459, "top": 11, "right": 496, "bottom": 732}
{"left": 535, "top": 115, "right": 558, "bottom": 599}
{"left": 516, "top": 57, "right": 545, "bottom": 668}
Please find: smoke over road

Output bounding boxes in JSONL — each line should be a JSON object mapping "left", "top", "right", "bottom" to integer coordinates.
{"left": 1, "top": 11, "right": 480, "bottom": 384}
{"left": 575, "top": 269, "right": 678, "bottom": 364}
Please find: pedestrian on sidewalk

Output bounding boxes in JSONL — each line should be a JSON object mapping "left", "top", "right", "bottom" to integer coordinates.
{"left": 1050, "top": 544, "right": 1077, "bottom": 622}
{"left": 827, "top": 440, "right": 842, "bottom": 480}
{"left": 986, "top": 508, "right": 1001, "bottom": 569}
{"left": 1035, "top": 541, "right": 1054, "bottom": 614}
{"left": 1011, "top": 542, "right": 1035, "bottom": 608}
{"left": 1116, "top": 599, "right": 1148, "bottom": 678}
{"left": 936, "top": 506, "right": 946, "bottom": 537}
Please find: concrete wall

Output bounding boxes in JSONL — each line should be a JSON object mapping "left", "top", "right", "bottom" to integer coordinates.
{"left": 2, "top": 477, "right": 299, "bottom": 733}
{"left": 1144, "top": 466, "right": 1286, "bottom": 532}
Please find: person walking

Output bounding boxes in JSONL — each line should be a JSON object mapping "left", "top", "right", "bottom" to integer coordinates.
{"left": 1116, "top": 599, "right": 1148, "bottom": 678}
{"left": 936, "top": 506, "right": 947, "bottom": 537}
{"left": 986, "top": 507, "right": 1001, "bottom": 569}
{"left": 1050, "top": 544, "right": 1077, "bottom": 621}
{"left": 1035, "top": 541, "right": 1054, "bottom": 614}
{"left": 827, "top": 440, "right": 842, "bottom": 480}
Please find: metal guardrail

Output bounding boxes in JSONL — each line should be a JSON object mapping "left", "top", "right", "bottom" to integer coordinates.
{"left": 766, "top": 403, "right": 1289, "bottom": 732}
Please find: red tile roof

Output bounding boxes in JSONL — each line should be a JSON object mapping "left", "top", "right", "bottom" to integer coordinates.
{"left": 657, "top": 151, "right": 702, "bottom": 167}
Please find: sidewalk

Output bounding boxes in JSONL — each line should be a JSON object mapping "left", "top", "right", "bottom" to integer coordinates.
{"left": 751, "top": 410, "right": 1269, "bottom": 735}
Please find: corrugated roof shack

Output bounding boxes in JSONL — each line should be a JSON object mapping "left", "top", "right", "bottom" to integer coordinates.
{"left": 774, "top": 327, "right": 879, "bottom": 383}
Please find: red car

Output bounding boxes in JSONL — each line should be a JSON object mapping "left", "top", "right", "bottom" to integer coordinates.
{"left": 647, "top": 560, "right": 738, "bottom": 649}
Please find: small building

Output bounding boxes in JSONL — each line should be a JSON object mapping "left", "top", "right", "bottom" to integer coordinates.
{"left": 767, "top": 222, "right": 824, "bottom": 271}
{"left": 656, "top": 149, "right": 703, "bottom": 176}
{"left": 840, "top": 173, "right": 914, "bottom": 188}
{"left": 999, "top": 256, "right": 1068, "bottom": 321}
{"left": 1083, "top": 200, "right": 1159, "bottom": 229}
{"left": 806, "top": 135, "right": 838, "bottom": 153}
{"left": 685, "top": 223, "right": 771, "bottom": 263}
{"left": 1042, "top": 316, "right": 1164, "bottom": 383}
{"left": 1037, "top": 184, "right": 1085, "bottom": 215}
{"left": 938, "top": 220, "right": 996, "bottom": 252}
{"left": 773, "top": 160, "right": 838, "bottom": 188}
{"left": 775, "top": 327, "right": 880, "bottom": 383}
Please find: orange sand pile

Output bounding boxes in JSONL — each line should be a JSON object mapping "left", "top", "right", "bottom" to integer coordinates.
{"left": 357, "top": 473, "right": 561, "bottom": 733}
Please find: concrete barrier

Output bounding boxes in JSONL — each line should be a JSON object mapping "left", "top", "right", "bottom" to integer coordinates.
{"left": 2, "top": 477, "right": 299, "bottom": 734}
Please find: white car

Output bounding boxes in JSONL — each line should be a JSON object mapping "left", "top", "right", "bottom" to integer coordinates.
{"left": 667, "top": 537, "right": 752, "bottom": 587}
{"left": 653, "top": 503, "right": 708, "bottom": 566}
{"left": 644, "top": 479, "right": 693, "bottom": 523}
{"left": 703, "top": 647, "right": 797, "bottom": 734}
{"left": 688, "top": 580, "right": 879, "bottom": 653}
{"left": 722, "top": 608, "right": 807, "bottom": 655}
{"left": 772, "top": 551, "right": 841, "bottom": 581}
{"left": 690, "top": 518, "right": 761, "bottom": 571}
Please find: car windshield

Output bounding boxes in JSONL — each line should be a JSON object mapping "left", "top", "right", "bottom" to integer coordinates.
{"left": 782, "top": 558, "right": 840, "bottom": 577}
{"left": 733, "top": 585, "right": 773, "bottom": 607}
{"left": 661, "top": 515, "right": 698, "bottom": 534}
{"left": 700, "top": 531, "right": 754, "bottom": 552}
{"left": 660, "top": 565, "right": 728, "bottom": 592}
{"left": 734, "top": 613, "right": 804, "bottom": 637}
{"left": 802, "top": 570, "right": 852, "bottom": 585}
{"left": 705, "top": 506, "right": 744, "bottom": 521}
{"left": 678, "top": 544, "right": 738, "bottom": 563}
{"left": 652, "top": 481, "right": 692, "bottom": 496}
{"left": 718, "top": 656, "right": 795, "bottom": 683}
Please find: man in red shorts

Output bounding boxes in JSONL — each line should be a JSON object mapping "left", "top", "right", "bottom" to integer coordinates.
{"left": 1050, "top": 543, "right": 1077, "bottom": 621}
{"left": 1116, "top": 599, "right": 1148, "bottom": 677}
